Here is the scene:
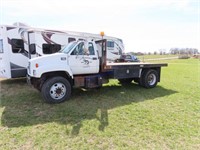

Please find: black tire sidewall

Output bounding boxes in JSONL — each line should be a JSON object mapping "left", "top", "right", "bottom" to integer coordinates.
{"left": 41, "top": 76, "right": 71, "bottom": 103}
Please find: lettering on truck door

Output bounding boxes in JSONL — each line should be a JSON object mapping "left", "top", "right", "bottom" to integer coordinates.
{"left": 68, "top": 42, "right": 99, "bottom": 74}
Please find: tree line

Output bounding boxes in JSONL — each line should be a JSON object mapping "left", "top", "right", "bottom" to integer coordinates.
{"left": 169, "top": 48, "right": 199, "bottom": 55}
{"left": 129, "top": 48, "right": 199, "bottom": 55}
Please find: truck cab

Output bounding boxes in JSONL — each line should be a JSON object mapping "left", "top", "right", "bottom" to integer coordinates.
{"left": 28, "top": 40, "right": 101, "bottom": 78}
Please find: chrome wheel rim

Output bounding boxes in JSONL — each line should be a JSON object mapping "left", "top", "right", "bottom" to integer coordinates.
{"left": 148, "top": 73, "right": 156, "bottom": 86}
{"left": 50, "top": 83, "right": 66, "bottom": 100}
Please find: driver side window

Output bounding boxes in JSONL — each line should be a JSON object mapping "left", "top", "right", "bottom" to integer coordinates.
{"left": 71, "top": 42, "right": 84, "bottom": 55}
{"left": 88, "top": 43, "right": 95, "bottom": 55}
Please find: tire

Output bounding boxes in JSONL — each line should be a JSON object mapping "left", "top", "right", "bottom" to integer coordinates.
{"left": 118, "top": 78, "right": 133, "bottom": 84}
{"left": 41, "top": 76, "right": 71, "bottom": 104}
{"left": 141, "top": 69, "right": 158, "bottom": 88}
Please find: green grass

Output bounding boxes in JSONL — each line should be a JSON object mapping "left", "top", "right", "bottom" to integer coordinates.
{"left": 137, "top": 54, "right": 178, "bottom": 59}
{"left": 0, "top": 58, "right": 200, "bottom": 149}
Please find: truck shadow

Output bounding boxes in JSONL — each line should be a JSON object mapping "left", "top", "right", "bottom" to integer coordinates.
{"left": 1, "top": 79, "right": 177, "bottom": 136}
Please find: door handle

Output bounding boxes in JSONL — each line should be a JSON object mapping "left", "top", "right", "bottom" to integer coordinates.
{"left": 92, "top": 57, "right": 97, "bottom": 60}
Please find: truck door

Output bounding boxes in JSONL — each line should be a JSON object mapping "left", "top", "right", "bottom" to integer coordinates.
{"left": 68, "top": 41, "right": 99, "bottom": 75}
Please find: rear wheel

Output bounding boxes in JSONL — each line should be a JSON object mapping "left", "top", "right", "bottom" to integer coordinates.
{"left": 41, "top": 76, "right": 71, "bottom": 103}
{"left": 141, "top": 69, "right": 158, "bottom": 88}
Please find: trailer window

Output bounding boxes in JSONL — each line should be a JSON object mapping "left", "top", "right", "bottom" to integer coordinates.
{"left": 11, "top": 39, "right": 24, "bottom": 53}
{"left": 42, "top": 44, "right": 61, "bottom": 54}
{"left": 0, "top": 39, "right": 3, "bottom": 53}
{"left": 68, "top": 37, "right": 76, "bottom": 43}
{"left": 107, "top": 41, "right": 114, "bottom": 48}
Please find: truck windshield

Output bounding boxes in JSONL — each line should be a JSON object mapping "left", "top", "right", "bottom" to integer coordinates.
{"left": 60, "top": 41, "right": 77, "bottom": 54}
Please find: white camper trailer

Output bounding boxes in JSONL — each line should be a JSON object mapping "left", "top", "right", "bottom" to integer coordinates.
{"left": 0, "top": 23, "right": 124, "bottom": 79}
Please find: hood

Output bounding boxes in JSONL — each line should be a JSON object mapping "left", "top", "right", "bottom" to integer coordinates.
{"left": 29, "top": 53, "right": 68, "bottom": 68}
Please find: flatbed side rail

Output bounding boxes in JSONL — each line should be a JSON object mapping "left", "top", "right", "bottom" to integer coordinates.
{"left": 105, "top": 62, "right": 168, "bottom": 70}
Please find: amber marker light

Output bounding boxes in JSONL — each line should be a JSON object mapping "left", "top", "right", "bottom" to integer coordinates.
{"left": 35, "top": 63, "right": 39, "bottom": 68}
{"left": 100, "top": 31, "right": 105, "bottom": 37}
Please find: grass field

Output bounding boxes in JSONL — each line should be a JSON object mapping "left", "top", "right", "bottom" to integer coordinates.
{"left": 135, "top": 54, "right": 178, "bottom": 63}
{"left": 0, "top": 58, "right": 199, "bottom": 149}
{"left": 137, "top": 54, "right": 177, "bottom": 59}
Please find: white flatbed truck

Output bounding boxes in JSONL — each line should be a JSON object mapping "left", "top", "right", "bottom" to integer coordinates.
{"left": 27, "top": 39, "right": 167, "bottom": 103}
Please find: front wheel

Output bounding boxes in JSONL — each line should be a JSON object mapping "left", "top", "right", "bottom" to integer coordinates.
{"left": 41, "top": 76, "right": 71, "bottom": 103}
{"left": 141, "top": 69, "right": 158, "bottom": 88}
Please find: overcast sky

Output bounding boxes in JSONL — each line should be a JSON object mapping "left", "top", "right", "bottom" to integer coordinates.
{"left": 1, "top": 0, "right": 199, "bottom": 52}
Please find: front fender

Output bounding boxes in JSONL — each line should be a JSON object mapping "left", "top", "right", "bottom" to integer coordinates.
{"left": 33, "top": 65, "right": 73, "bottom": 78}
